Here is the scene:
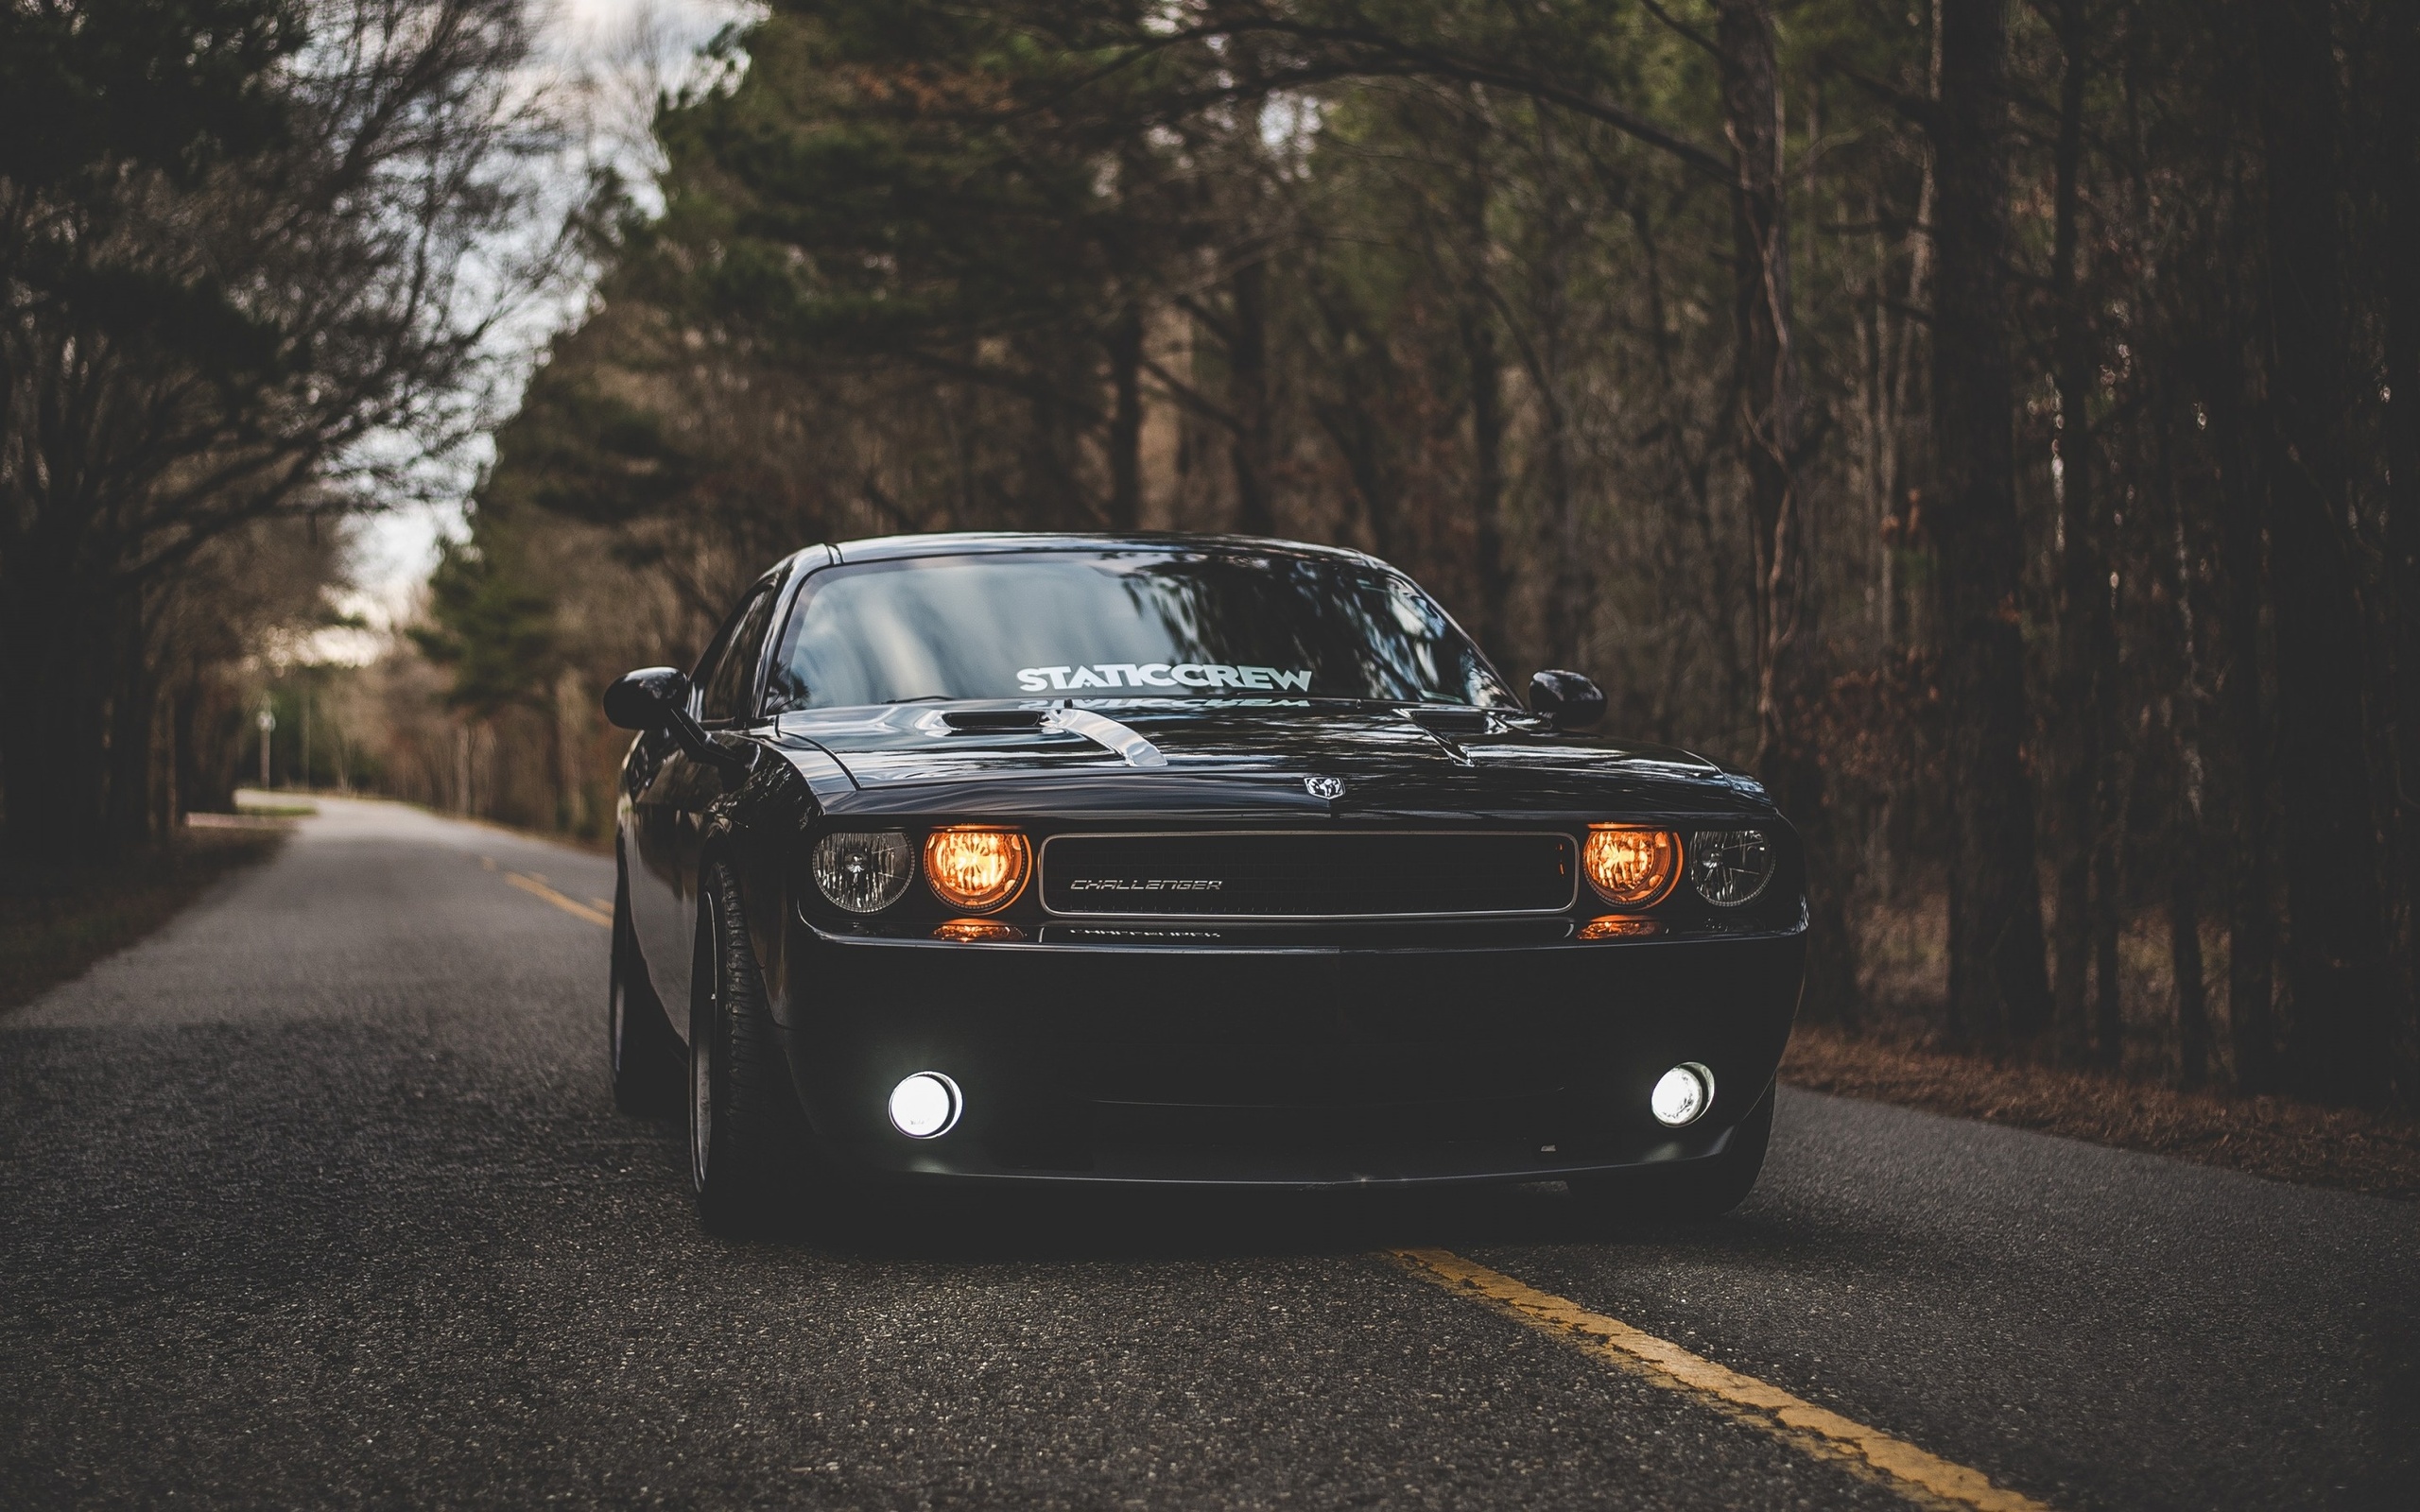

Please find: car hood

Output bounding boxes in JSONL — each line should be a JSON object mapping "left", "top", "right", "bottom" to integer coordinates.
{"left": 771, "top": 701, "right": 1770, "bottom": 817}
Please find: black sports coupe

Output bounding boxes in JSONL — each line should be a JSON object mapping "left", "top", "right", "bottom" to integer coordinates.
{"left": 602, "top": 533, "right": 1805, "bottom": 1230}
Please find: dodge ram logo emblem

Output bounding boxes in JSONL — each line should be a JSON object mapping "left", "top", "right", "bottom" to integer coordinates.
{"left": 1305, "top": 775, "right": 1347, "bottom": 800}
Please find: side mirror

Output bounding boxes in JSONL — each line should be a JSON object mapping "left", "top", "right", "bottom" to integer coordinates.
{"left": 605, "top": 664, "right": 752, "bottom": 778}
{"left": 603, "top": 666, "right": 690, "bottom": 730}
{"left": 1529, "top": 669, "right": 1606, "bottom": 730}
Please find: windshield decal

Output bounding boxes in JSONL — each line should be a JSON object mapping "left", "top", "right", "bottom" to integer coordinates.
{"left": 1017, "top": 662, "right": 1314, "bottom": 693}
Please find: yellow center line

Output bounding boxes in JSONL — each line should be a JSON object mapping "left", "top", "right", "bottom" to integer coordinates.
{"left": 504, "top": 870, "right": 612, "bottom": 929}
{"left": 1391, "top": 1248, "right": 2053, "bottom": 1512}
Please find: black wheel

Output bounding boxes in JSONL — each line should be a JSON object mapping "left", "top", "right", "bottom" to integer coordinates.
{"left": 689, "top": 860, "right": 813, "bottom": 1234}
{"left": 610, "top": 856, "right": 682, "bottom": 1116}
{"left": 1571, "top": 1078, "right": 1775, "bottom": 1222}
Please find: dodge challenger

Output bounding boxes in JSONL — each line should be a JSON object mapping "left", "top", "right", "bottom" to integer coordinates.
{"left": 601, "top": 533, "right": 1805, "bottom": 1231}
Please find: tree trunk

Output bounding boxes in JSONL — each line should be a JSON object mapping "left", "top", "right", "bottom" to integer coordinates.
{"left": 113, "top": 581, "right": 185, "bottom": 849}
{"left": 1535, "top": 376, "right": 1583, "bottom": 668}
{"left": 104, "top": 597, "right": 163, "bottom": 851}
{"left": 1927, "top": 0, "right": 2052, "bottom": 1049}
{"left": 1228, "top": 258, "right": 1273, "bottom": 535}
{"left": 1456, "top": 103, "right": 1510, "bottom": 665}
{"left": 2249, "top": 0, "right": 2397, "bottom": 1106}
{"left": 1018, "top": 336, "right": 1089, "bottom": 530}
{"left": 2153, "top": 386, "right": 2212, "bottom": 1090}
{"left": 2211, "top": 370, "right": 2281, "bottom": 1091}
{"left": 1719, "top": 0, "right": 1804, "bottom": 734}
{"left": 2045, "top": 0, "right": 2111, "bottom": 1065}
{"left": 1521, "top": 211, "right": 1589, "bottom": 669}
{"left": 1715, "top": 0, "right": 1859, "bottom": 1025}
{"left": 1107, "top": 302, "right": 1145, "bottom": 531}
{"left": 171, "top": 678, "right": 199, "bottom": 824}
{"left": 0, "top": 554, "right": 112, "bottom": 864}
{"left": 2171, "top": 829, "right": 2210, "bottom": 1089}
{"left": 2381, "top": 1, "right": 2420, "bottom": 1107}
{"left": 2089, "top": 777, "right": 2125, "bottom": 1068}
{"left": 1461, "top": 298, "right": 1508, "bottom": 660}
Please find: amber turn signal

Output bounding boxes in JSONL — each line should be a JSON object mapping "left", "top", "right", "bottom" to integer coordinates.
{"left": 1578, "top": 916, "right": 1661, "bottom": 940}
{"left": 933, "top": 918, "right": 1025, "bottom": 943}
{"left": 1582, "top": 824, "right": 1680, "bottom": 908}
{"left": 924, "top": 827, "right": 1031, "bottom": 913}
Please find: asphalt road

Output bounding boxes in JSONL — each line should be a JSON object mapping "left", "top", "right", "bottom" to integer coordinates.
{"left": 2, "top": 797, "right": 2413, "bottom": 1511}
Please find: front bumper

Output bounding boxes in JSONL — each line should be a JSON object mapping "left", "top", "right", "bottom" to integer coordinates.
{"left": 774, "top": 918, "right": 1805, "bottom": 1189}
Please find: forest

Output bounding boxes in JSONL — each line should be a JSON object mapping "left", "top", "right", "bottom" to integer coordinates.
{"left": 8, "top": 0, "right": 2420, "bottom": 1110}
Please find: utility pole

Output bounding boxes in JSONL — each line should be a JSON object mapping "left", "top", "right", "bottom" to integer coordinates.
{"left": 256, "top": 705, "right": 276, "bottom": 790}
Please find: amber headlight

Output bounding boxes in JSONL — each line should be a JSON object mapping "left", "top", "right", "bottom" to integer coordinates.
{"left": 811, "top": 832, "right": 915, "bottom": 914}
{"left": 1583, "top": 824, "right": 1681, "bottom": 908}
{"left": 1687, "top": 828, "right": 1773, "bottom": 906}
{"left": 924, "top": 827, "right": 1030, "bottom": 913}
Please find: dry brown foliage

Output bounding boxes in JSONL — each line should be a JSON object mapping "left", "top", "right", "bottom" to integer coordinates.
{"left": 1782, "top": 1023, "right": 2420, "bottom": 1201}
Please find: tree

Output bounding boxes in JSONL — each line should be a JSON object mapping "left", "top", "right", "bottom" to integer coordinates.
{"left": 0, "top": 0, "right": 550, "bottom": 861}
{"left": 391, "top": 0, "right": 2420, "bottom": 1108}
{"left": 2248, "top": 0, "right": 2397, "bottom": 1104}
{"left": 1925, "top": 0, "right": 2050, "bottom": 1049}
{"left": 2038, "top": 0, "right": 2115, "bottom": 1065}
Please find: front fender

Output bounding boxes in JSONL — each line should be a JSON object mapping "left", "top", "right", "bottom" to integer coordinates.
{"left": 700, "top": 741, "right": 826, "bottom": 1031}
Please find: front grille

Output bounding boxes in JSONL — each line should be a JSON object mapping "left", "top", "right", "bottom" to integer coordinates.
{"left": 1040, "top": 831, "right": 1576, "bottom": 919}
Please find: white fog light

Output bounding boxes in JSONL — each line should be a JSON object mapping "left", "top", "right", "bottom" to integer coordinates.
{"left": 888, "top": 1072, "right": 962, "bottom": 1139}
{"left": 1651, "top": 1063, "right": 1713, "bottom": 1127}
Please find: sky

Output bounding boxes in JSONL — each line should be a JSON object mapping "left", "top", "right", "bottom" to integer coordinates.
{"left": 342, "top": 0, "right": 748, "bottom": 629}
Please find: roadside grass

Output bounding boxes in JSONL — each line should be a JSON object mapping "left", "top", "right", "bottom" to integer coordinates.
{"left": 1782, "top": 1023, "right": 2420, "bottom": 1201}
{"left": 0, "top": 824, "right": 289, "bottom": 1014}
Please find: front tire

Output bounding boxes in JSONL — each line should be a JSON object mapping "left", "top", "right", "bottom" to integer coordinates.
{"left": 1571, "top": 1079, "right": 1775, "bottom": 1222}
{"left": 610, "top": 858, "right": 682, "bottom": 1116}
{"left": 689, "top": 861, "right": 811, "bottom": 1234}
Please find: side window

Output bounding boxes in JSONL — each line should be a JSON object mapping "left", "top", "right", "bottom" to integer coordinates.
{"left": 760, "top": 573, "right": 818, "bottom": 716}
{"left": 687, "top": 617, "right": 739, "bottom": 716}
{"left": 697, "top": 583, "right": 780, "bottom": 726}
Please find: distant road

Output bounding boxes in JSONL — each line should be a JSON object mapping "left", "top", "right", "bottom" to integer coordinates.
{"left": 2, "top": 797, "right": 2412, "bottom": 1509}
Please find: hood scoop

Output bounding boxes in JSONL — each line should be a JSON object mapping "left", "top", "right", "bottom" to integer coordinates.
{"left": 1405, "top": 707, "right": 1494, "bottom": 735}
{"left": 924, "top": 704, "right": 1165, "bottom": 767}
{"left": 941, "top": 709, "right": 1049, "bottom": 732}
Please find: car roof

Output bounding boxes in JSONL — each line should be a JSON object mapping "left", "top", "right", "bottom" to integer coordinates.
{"left": 813, "top": 531, "right": 1392, "bottom": 571}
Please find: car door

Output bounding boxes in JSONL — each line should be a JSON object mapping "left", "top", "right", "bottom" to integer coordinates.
{"left": 629, "top": 576, "right": 784, "bottom": 1031}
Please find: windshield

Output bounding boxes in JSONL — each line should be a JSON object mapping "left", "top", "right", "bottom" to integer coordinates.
{"left": 763, "top": 551, "right": 1513, "bottom": 713}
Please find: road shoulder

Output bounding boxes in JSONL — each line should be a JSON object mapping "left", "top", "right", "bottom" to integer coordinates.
{"left": 0, "top": 823, "right": 288, "bottom": 1016}
{"left": 1782, "top": 1022, "right": 2420, "bottom": 1200}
